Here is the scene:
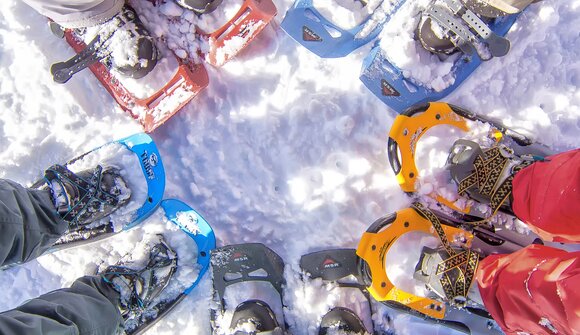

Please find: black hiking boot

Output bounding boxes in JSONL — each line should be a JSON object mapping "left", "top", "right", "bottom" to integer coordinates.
{"left": 100, "top": 235, "right": 178, "bottom": 320}
{"left": 319, "top": 307, "right": 368, "bottom": 335}
{"left": 51, "top": 5, "right": 158, "bottom": 83}
{"left": 175, "top": 0, "right": 224, "bottom": 14}
{"left": 229, "top": 300, "right": 283, "bottom": 335}
{"left": 44, "top": 164, "right": 131, "bottom": 226}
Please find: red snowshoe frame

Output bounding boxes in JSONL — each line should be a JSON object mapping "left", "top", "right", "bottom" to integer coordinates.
{"left": 197, "top": 0, "right": 277, "bottom": 66}
{"left": 61, "top": 29, "right": 209, "bottom": 133}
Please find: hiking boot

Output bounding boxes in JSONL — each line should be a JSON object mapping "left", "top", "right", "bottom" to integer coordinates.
{"left": 44, "top": 164, "right": 131, "bottom": 226}
{"left": 175, "top": 0, "right": 224, "bottom": 14}
{"left": 100, "top": 235, "right": 178, "bottom": 319}
{"left": 89, "top": 5, "right": 158, "bottom": 79}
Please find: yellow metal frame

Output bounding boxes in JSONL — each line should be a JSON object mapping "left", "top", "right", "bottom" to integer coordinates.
{"left": 356, "top": 207, "right": 474, "bottom": 319}
{"left": 388, "top": 102, "right": 469, "bottom": 193}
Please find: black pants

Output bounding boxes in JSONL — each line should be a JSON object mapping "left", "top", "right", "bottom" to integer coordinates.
{"left": 0, "top": 179, "right": 122, "bottom": 335}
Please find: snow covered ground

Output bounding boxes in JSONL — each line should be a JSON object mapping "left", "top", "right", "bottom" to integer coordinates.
{"left": 0, "top": 0, "right": 578, "bottom": 334}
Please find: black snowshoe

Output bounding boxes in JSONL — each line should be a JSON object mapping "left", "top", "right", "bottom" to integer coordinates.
{"left": 300, "top": 249, "right": 375, "bottom": 335}
{"left": 210, "top": 243, "right": 286, "bottom": 335}
{"left": 100, "top": 235, "right": 178, "bottom": 334}
{"left": 50, "top": 5, "right": 158, "bottom": 84}
{"left": 174, "top": 0, "right": 224, "bottom": 14}
{"left": 44, "top": 164, "right": 131, "bottom": 226}
{"left": 416, "top": 0, "right": 541, "bottom": 60}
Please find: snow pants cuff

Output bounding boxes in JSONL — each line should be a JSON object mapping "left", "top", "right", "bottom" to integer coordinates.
{"left": 21, "top": 0, "right": 125, "bottom": 29}
{"left": 511, "top": 148, "right": 580, "bottom": 243}
{"left": 0, "top": 275, "right": 122, "bottom": 335}
{"left": 476, "top": 244, "right": 580, "bottom": 335}
{"left": 0, "top": 179, "right": 68, "bottom": 268}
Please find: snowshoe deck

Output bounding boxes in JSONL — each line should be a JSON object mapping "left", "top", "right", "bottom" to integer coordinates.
{"left": 53, "top": 23, "right": 209, "bottom": 133}
{"left": 281, "top": 0, "right": 405, "bottom": 58}
{"left": 39, "top": 133, "right": 165, "bottom": 253}
{"left": 126, "top": 199, "right": 216, "bottom": 335}
{"left": 198, "top": 0, "right": 278, "bottom": 66}
{"left": 210, "top": 243, "right": 286, "bottom": 334}
{"left": 386, "top": 102, "right": 553, "bottom": 218}
{"left": 359, "top": 3, "right": 523, "bottom": 113}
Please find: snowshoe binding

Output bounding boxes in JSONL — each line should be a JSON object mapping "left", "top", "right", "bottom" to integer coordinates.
{"left": 300, "top": 249, "right": 374, "bottom": 335}
{"left": 175, "top": 0, "right": 224, "bottom": 14}
{"left": 319, "top": 307, "right": 368, "bottom": 335}
{"left": 50, "top": 5, "right": 158, "bottom": 84}
{"left": 229, "top": 300, "right": 283, "bottom": 335}
{"left": 210, "top": 243, "right": 286, "bottom": 335}
{"left": 387, "top": 102, "right": 553, "bottom": 222}
{"left": 416, "top": 0, "right": 541, "bottom": 61}
{"left": 44, "top": 164, "right": 131, "bottom": 226}
{"left": 100, "top": 235, "right": 178, "bottom": 334}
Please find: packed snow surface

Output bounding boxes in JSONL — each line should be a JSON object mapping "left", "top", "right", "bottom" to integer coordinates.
{"left": 0, "top": 0, "right": 579, "bottom": 334}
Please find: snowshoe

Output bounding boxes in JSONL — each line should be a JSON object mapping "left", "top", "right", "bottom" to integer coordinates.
{"left": 300, "top": 249, "right": 374, "bottom": 335}
{"left": 31, "top": 133, "right": 165, "bottom": 253}
{"left": 355, "top": 203, "right": 539, "bottom": 334}
{"left": 210, "top": 243, "right": 286, "bottom": 335}
{"left": 48, "top": 5, "right": 209, "bottom": 132}
{"left": 387, "top": 102, "right": 554, "bottom": 222}
{"left": 195, "top": 0, "right": 278, "bottom": 66}
{"left": 281, "top": 0, "right": 405, "bottom": 58}
{"left": 359, "top": 0, "right": 541, "bottom": 113}
{"left": 100, "top": 199, "right": 215, "bottom": 335}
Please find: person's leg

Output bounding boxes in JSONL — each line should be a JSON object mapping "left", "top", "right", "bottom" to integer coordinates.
{"left": 512, "top": 148, "right": 580, "bottom": 243}
{"left": 0, "top": 179, "right": 67, "bottom": 267}
{"left": 21, "top": 0, "right": 124, "bottom": 28}
{"left": 477, "top": 244, "right": 580, "bottom": 335}
{"left": 0, "top": 276, "right": 122, "bottom": 335}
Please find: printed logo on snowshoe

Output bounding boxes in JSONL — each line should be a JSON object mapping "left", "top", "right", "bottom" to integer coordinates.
{"left": 303, "top": 26, "right": 322, "bottom": 42}
{"left": 149, "top": 153, "right": 158, "bottom": 167}
{"left": 381, "top": 80, "right": 400, "bottom": 97}
{"left": 232, "top": 252, "right": 249, "bottom": 262}
{"left": 322, "top": 257, "right": 340, "bottom": 269}
{"left": 141, "top": 151, "right": 156, "bottom": 180}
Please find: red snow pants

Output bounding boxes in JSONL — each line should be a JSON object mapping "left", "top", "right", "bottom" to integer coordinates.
{"left": 477, "top": 148, "right": 580, "bottom": 335}
{"left": 477, "top": 245, "right": 580, "bottom": 335}
{"left": 511, "top": 148, "right": 580, "bottom": 243}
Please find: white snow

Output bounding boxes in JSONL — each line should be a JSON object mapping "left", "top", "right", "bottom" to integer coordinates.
{"left": 0, "top": 0, "right": 579, "bottom": 334}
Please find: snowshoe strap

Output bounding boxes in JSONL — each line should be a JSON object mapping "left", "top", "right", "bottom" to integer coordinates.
{"left": 50, "top": 14, "right": 131, "bottom": 84}
{"left": 412, "top": 203, "right": 478, "bottom": 306}
{"left": 426, "top": 0, "right": 510, "bottom": 60}
{"left": 45, "top": 164, "right": 119, "bottom": 223}
{"left": 457, "top": 146, "right": 532, "bottom": 219}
